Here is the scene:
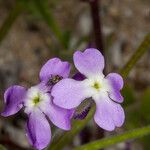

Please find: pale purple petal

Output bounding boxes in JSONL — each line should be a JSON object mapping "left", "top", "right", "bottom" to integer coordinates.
{"left": 52, "top": 79, "right": 88, "bottom": 109}
{"left": 36, "top": 82, "right": 50, "bottom": 93}
{"left": 43, "top": 100, "right": 74, "bottom": 130}
{"left": 94, "top": 94, "right": 125, "bottom": 131}
{"left": 1, "top": 85, "right": 26, "bottom": 116}
{"left": 26, "top": 110, "right": 51, "bottom": 150}
{"left": 39, "top": 58, "right": 71, "bottom": 81}
{"left": 106, "top": 73, "right": 124, "bottom": 103}
{"left": 73, "top": 48, "right": 104, "bottom": 77}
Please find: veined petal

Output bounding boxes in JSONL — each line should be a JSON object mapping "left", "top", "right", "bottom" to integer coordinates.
{"left": 106, "top": 73, "right": 124, "bottom": 103}
{"left": 43, "top": 101, "right": 74, "bottom": 130}
{"left": 73, "top": 48, "right": 104, "bottom": 77}
{"left": 52, "top": 79, "right": 89, "bottom": 109}
{"left": 1, "top": 85, "right": 26, "bottom": 116}
{"left": 94, "top": 93, "right": 125, "bottom": 131}
{"left": 26, "top": 110, "right": 51, "bottom": 150}
{"left": 39, "top": 58, "right": 71, "bottom": 81}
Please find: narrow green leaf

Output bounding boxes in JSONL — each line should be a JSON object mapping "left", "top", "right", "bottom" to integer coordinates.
{"left": 33, "top": 0, "right": 66, "bottom": 48}
{"left": 120, "top": 33, "right": 150, "bottom": 78}
{"left": 0, "top": 2, "right": 23, "bottom": 44}
{"left": 74, "top": 125, "right": 150, "bottom": 150}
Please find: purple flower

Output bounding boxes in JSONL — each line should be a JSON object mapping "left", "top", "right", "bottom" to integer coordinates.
{"left": 1, "top": 58, "right": 74, "bottom": 150}
{"left": 52, "top": 48, "right": 125, "bottom": 131}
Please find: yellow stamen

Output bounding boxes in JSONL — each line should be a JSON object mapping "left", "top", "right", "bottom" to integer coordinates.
{"left": 33, "top": 96, "right": 40, "bottom": 105}
{"left": 92, "top": 82, "right": 101, "bottom": 90}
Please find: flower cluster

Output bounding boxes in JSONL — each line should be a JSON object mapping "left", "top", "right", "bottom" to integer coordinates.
{"left": 1, "top": 48, "right": 125, "bottom": 150}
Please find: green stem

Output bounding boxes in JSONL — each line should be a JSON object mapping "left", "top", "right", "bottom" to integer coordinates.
{"left": 74, "top": 125, "right": 150, "bottom": 150}
{"left": 0, "top": 2, "right": 23, "bottom": 44}
{"left": 50, "top": 105, "right": 96, "bottom": 150}
{"left": 120, "top": 33, "right": 150, "bottom": 78}
{"left": 33, "top": 0, "right": 66, "bottom": 49}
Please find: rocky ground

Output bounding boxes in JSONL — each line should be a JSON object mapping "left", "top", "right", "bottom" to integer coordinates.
{"left": 0, "top": 0, "right": 149, "bottom": 149}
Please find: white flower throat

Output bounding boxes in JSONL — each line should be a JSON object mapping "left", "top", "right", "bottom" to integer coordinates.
{"left": 83, "top": 74, "right": 110, "bottom": 100}
{"left": 24, "top": 87, "right": 49, "bottom": 113}
{"left": 32, "top": 93, "right": 42, "bottom": 106}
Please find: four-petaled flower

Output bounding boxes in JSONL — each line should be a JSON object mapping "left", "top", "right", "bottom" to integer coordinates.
{"left": 52, "top": 48, "right": 125, "bottom": 131}
{"left": 1, "top": 48, "right": 125, "bottom": 150}
{"left": 1, "top": 58, "right": 73, "bottom": 150}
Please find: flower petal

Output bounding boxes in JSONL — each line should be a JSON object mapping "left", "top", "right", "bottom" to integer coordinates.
{"left": 73, "top": 48, "right": 104, "bottom": 77}
{"left": 26, "top": 110, "right": 51, "bottom": 150}
{"left": 52, "top": 79, "right": 89, "bottom": 109}
{"left": 44, "top": 100, "right": 74, "bottom": 130}
{"left": 39, "top": 58, "right": 71, "bottom": 81}
{"left": 1, "top": 85, "right": 26, "bottom": 116}
{"left": 94, "top": 94, "right": 125, "bottom": 131}
{"left": 106, "top": 73, "right": 124, "bottom": 103}
{"left": 73, "top": 72, "right": 86, "bottom": 81}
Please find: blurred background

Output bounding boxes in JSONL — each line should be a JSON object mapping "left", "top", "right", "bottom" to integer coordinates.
{"left": 0, "top": 0, "right": 149, "bottom": 150}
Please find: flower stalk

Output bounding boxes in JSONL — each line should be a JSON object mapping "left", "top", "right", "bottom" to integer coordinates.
{"left": 120, "top": 33, "right": 150, "bottom": 78}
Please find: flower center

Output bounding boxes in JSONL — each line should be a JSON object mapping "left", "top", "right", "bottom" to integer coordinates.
{"left": 92, "top": 82, "right": 100, "bottom": 89}
{"left": 24, "top": 86, "right": 50, "bottom": 114}
{"left": 33, "top": 95, "right": 41, "bottom": 105}
{"left": 92, "top": 82, "right": 101, "bottom": 91}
